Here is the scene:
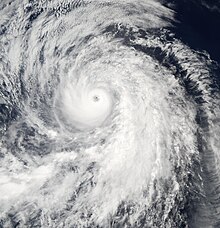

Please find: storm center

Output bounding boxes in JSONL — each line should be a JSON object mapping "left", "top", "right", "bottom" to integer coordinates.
{"left": 93, "top": 95, "right": 100, "bottom": 102}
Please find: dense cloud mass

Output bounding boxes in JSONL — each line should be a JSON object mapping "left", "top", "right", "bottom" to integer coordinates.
{"left": 0, "top": 0, "right": 220, "bottom": 227}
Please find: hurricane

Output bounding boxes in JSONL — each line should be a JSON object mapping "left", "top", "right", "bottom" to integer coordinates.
{"left": 0, "top": 0, "right": 220, "bottom": 227}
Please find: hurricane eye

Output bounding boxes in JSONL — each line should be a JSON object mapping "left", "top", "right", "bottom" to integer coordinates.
{"left": 93, "top": 95, "right": 100, "bottom": 102}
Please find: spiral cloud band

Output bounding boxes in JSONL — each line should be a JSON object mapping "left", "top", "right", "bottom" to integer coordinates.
{"left": 0, "top": 0, "right": 220, "bottom": 227}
